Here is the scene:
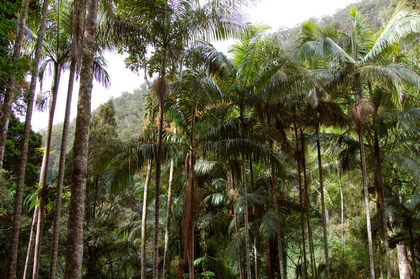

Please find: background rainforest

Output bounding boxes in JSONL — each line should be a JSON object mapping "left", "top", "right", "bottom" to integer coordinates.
{"left": 1, "top": 0, "right": 420, "bottom": 278}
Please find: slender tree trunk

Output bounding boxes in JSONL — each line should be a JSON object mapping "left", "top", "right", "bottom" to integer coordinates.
{"left": 23, "top": 207, "right": 38, "bottom": 279}
{"left": 272, "top": 164, "right": 286, "bottom": 279}
{"left": 353, "top": 73, "right": 376, "bottom": 279}
{"left": 49, "top": 0, "right": 84, "bottom": 272}
{"left": 373, "top": 118, "right": 391, "bottom": 279}
{"left": 49, "top": 58, "right": 78, "bottom": 279}
{"left": 408, "top": 225, "right": 417, "bottom": 279}
{"left": 141, "top": 161, "right": 152, "bottom": 279}
{"left": 397, "top": 243, "right": 411, "bottom": 279}
{"left": 315, "top": 123, "right": 331, "bottom": 279}
{"left": 250, "top": 157, "right": 259, "bottom": 279}
{"left": 254, "top": 235, "right": 258, "bottom": 279}
{"left": 0, "top": 0, "right": 30, "bottom": 172}
{"left": 249, "top": 159, "right": 258, "bottom": 279}
{"left": 7, "top": 0, "right": 49, "bottom": 276}
{"left": 153, "top": 92, "right": 163, "bottom": 279}
{"left": 235, "top": 210, "right": 244, "bottom": 279}
{"left": 162, "top": 157, "right": 175, "bottom": 279}
{"left": 295, "top": 126, "right": 308, "bottom": 279}
{"left": 358, "top": 125, "right": 376, "bottom": 279}
{"left": 241, "top": 158, "right": 252, "bottom": 279}
{"left": 32, "top": 63, "right": 62, "bottom": 279}
{"left": 153, "top": 46, "right": 167, "bottom": 278}
{"left": 182, "top": 150, "right": 197, "bottom": 279}
{"left": 63, "top": 0, "right": 98, "bottom": 276}
{"left": 300, "top": 130, "right": 316, "bottom": 278}
{"left": 338, "top": 163, "right": 345, "bottom": 279}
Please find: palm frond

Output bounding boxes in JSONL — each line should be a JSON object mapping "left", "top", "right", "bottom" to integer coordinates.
{"left": 259, "top": 208, "right": 283, "bottom": 240}
{"left": 234, "top": 193, "right": 269, "bottom": 214}
{"left": 93, "top": 54, "right": 111, "bottom": 88}
{"left": 202, "top": 192, "right": 229, "bottom": 207}
{"left": 363, "top": 5, "right": 420, "bottom": 63}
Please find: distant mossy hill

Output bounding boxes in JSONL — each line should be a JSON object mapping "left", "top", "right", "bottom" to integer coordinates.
{"left": 276, "top": 0, "right": 392, "bottom": 49}
{"left": 111, "top": 83, "right": 149, "bottom": 140}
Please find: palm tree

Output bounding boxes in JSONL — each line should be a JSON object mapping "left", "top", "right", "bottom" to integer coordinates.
{"left": 109, "top": 1, "right": 245, "bottom": 277}
{"left": 7, "top": 0, "right": 50, "bottom": 277}
{"left": 49, "top": 0, "right": 84, "bottom": 275}
{"left": 187, "top": 25, "right": 302, "bottom": 278}
{"left": 33, "top": 7, "right": 111, "bottom": 276}
{"left": 298, "top": 21, "right": 356, "bottom": 279}
{"left": 167, "top": 63, "right": 231, "bottom": 278}
{"left": 370, "top": 87, "right": 420, "bottom": 278}
{"left": 299, "top": 6, "right": 420, "bottom": 278}
{"left": 63, "top": 0, "right": 99, "bottom": 276}
{"left": 31, "top": 2, "right": 71, "bottom": 276}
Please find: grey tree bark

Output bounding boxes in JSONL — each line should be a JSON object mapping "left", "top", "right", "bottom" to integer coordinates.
{"left": 140, "top": 161, "right": 152, "bottom": 279}
{"left": 49, "top": 59, "right": 77, "bottom": 279}
{"left": 22, "top": 207, "right": 38, "bottom": 279}
{"left": 32, "top": 63, "right": 61, "bottom": 279}
{"left": 315, "top": 122, "right": 331, "bottom": 279}
{"left": 7, "top": 0, "right": 49, "bottom": 276}
{"left": 63, "top": 0, "right": 98, "bottom": 276}
{"left": 162, "top": 157, "right": 175, "bottom": 279}
{"left": 242, "top": 158, "right": 252, "bottom": 279}
{"left": 397, "top": 243, "right": 411, "bottom": 279}
{"left": 50, "top": 6, "right": 84, "bottom": 275}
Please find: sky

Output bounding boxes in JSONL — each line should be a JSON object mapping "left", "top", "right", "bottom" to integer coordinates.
{"left": 31, "top": 0, "right": 359, "bottom": 132}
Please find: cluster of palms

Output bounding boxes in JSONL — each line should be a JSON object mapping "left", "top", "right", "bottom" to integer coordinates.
{"left": 1, "top": 0, "right": 420, "bottom": 278}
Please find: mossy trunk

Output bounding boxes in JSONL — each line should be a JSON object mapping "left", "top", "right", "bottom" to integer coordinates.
{"left": 7, "top": 0, "right": 49, "bottom": 276}
{"left": 63, "top": 0, "right": 98, "bottom": 276}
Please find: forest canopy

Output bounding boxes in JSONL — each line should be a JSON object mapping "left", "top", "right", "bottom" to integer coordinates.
{"left": 0, "top": 0, "right": 420, "bottom": 279}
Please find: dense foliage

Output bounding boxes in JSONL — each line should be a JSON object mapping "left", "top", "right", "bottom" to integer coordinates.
{"left": 0, "top": 0, "right": 419, "bottom": 278}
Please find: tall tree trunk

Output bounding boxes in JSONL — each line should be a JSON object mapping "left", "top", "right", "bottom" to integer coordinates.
{"left": 315, "top": 122, "right": 331, "bottom": 279}
{"left": 397, "top": 243, "right": 411, "bottom": 279}
{"left": 241, "top": 157, "right": 252, "bottom": 279}
{"left": 300, "top": 130, "right": 316, "bottom": 278}
{"left": 32, "top": 62, "right": 62, "bottom": 279}
{"left": 23, "top": 207, "right": 38, "bottom": 279}
{"left": 141, "top": 161, "right": 152, "bottom": 279}
{"left": 63, "top": 0, "right": 98, "bottom": 276}
{"left": 338, "top": 163, "right": 345, "bottom": 279}
{"left": 153, "top": 88, "right": 163, "bottom": 279}
{"left": 7, "top": 0, "right": 49, "bottom": 276}
{"left": 408, "top": 224, "right": 417, "bottom": 279}
{"left": 0, "top": 0, "right": 30, "bottom": 172}
{"left": 49, "top": 0, "right": 84, "bottom": 272}
{"left": 153, "top": 47, "right": 167, "bottom": 279}
{"left": 372, "top": 117, "right": 391, "bottom": 279}
{"left": 271, "top": 159, "right": 286, "bottom": 279}
{"left": 49, "top": 59, "right": 78, "bottom": 279}
{"left": 162, "top": 157, "right": 175, "bottom": 279}
{"left": 254, "top": 235, "right": 258, "bottom": 279}
{"left": 295, "top": 126, "right": 308, "bottom": 279}
{"left": 235, "top": 209, "right": 244, "bottom": 279}
{"left": 358, "top": 124, "right": 376, "bottom": 279}
{"left": 183, "top": 150, "right": 197, "bottom": 279}
{"left": 228, "top": 168, "right": 243, "bottom": 278}
{"left": 353, "top": 72, "right": 376, "bottom": 279}
{"left": 250, "top": 157, "right": 259, "bottom": 279}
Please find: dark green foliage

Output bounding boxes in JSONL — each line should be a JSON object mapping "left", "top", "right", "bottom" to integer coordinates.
{"left": 3, "top": 114, "right": 43, "bottom": 186}
{"left": 0, "top": 0, "right": 40, "bottom": 95}
{"left": 0, "top": 114, "right": 42, "bottom": 277}
{"left": 0, "top": 0, "right": 19, "bottom": 60}
{"left": 111, "top": 86, "right": 148, "bottom": 140}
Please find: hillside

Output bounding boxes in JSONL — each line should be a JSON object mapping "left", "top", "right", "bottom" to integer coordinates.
{"left": 111, "top": 83, "right": 149, "bottom": 140}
